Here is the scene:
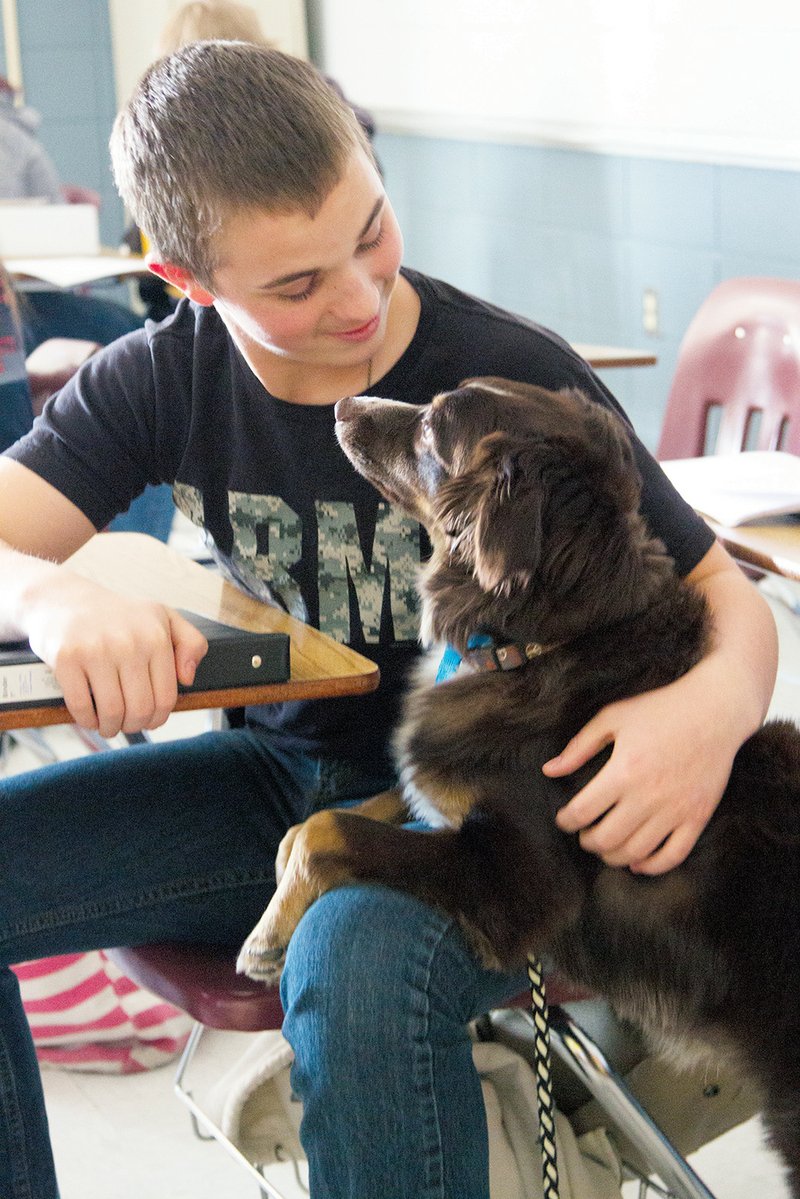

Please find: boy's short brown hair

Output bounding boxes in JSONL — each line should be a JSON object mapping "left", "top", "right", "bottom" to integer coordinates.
{"left": 111, "top": 41, "right": 371, "bottom": 287}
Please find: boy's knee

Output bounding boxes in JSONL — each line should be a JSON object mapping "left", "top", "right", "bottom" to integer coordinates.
{"left": 282, "top": 884, "right": 442, "bottom": 996}
{"left": 280, "top": 883, "right": 476, "bottom": 1037}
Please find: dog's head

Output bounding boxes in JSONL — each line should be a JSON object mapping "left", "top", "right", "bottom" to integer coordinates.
{"left": 335, "top": 378, "right": 669, "bottom": 644}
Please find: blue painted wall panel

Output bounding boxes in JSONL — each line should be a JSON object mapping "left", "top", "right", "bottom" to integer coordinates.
{"left": 628, "top": 159, "right": 717, "bottom": 249}
{"left": 719, "top": 166, "right": 800, "bottom": 261}
{"left": 377, "top": 130, "right": 800, "bottom": 452}
{"left": 15, "top": 0, "right": 124, "bottom": 245}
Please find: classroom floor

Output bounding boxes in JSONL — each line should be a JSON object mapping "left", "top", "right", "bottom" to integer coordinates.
{"left": 38, "top": 1036, "right": 790, "bottom": 1199}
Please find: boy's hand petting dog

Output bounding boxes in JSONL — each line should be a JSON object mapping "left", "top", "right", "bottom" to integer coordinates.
{"left": 548, "top": 679, "right": 735, "bottom": 875}
{"left": 549, "top": 541, "right": 774, "bottom": 876}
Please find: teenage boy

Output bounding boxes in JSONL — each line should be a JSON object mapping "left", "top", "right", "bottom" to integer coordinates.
{"left": 0, "top": 41, "right": 776, "bottom": 1199}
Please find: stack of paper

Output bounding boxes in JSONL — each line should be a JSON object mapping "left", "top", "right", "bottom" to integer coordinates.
{"left": 661, "top": 451, "right": 800, "bottom": 527}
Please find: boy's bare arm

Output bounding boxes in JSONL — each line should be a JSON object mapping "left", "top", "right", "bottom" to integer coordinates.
{"left": 0, "top": 458, "right": 207, "bottom": 735}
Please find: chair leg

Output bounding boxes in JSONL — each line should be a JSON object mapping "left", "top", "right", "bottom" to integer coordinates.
{"left": 3, "top": 728, "right": 60, "bottom": 765}
{"left": 172, "top": 1021, "right": 300, "bottom": 1199}
{"left": 543, "top": 1006, "right": 718, "bottom": 1199}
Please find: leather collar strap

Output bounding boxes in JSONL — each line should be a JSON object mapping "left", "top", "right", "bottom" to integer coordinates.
{"left": 461, "top": 640, "right": 552, "bottom": 674}
{"left": 435, "top": 634, "right": 556, "bottom": 683}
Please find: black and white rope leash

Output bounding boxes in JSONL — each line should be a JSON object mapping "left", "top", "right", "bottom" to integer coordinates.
{"left": 527, "top": 955, "right": 560, "bottom": 1199}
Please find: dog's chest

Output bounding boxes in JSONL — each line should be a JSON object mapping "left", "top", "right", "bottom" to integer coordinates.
{"left": 399, "top": 765, "right": 470, "bottom": 829}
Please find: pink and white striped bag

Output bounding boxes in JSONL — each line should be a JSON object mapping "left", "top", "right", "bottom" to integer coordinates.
{"left": 13, "top": 951, "right": 192, "bottom": 1074}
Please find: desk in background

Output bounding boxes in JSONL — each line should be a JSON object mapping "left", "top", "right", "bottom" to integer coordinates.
{"left": 661, "top": 451, "right": 800, "bottom": 583}
{"left": 572, "top": 344, "right": 657, "bottom": 369}
{"left": 7, "top": 253, "right": 149, "bottom": 291}
{"left": 0, "top": 532, "right": 379, "bottom": 732}
{"left": 708, "top": 517, "right": 800, "bottom": 583}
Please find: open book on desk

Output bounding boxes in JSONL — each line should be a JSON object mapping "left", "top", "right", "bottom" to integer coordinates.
{"left": 0, "top": 611, "right": 290, "bottom": 709}
{"left": 661, "top": 451, "right": 800, "bottom": 527}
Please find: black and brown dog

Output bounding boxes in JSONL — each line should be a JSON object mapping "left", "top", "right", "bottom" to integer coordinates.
{"left": 239, "top": 378, "right": 800, "bottom": 1190}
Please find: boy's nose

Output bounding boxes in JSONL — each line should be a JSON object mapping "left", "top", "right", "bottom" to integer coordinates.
{"left": 332, "top": 269, "right": 380, "bottom": 324}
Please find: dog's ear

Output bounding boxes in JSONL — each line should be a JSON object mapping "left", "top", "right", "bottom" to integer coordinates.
{"left": 573, "top": 392, "right": 641, "bottom": 512}
{"left": 466, "top": 406, "right": 639, "bottom": 594}
{"left": 470, "top": 434, "right": 544, "bottom": 592}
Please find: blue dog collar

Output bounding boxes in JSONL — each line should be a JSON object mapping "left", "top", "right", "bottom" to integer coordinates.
{"left": 435, "top": 635, "right": 491, "bottom": 683}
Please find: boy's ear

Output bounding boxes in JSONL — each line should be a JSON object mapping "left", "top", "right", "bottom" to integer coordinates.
{"left": 147, "top": 260, "right": 215, "bottom": 307}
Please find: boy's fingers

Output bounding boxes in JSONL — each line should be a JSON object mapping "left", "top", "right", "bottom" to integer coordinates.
{"left": 543, "top": 715, "right": 613, "bottom": 778}
{"left": 168, "top": 611, "right": 208, "bottom": 686}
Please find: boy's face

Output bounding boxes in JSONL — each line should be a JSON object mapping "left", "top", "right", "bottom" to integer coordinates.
{"left": 177, "top": 148, "right": 403, "bottom": 372}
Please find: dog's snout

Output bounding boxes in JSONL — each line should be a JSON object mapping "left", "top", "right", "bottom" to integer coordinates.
{"left": 334, "top": 395, "right": 360, "bottom": 422}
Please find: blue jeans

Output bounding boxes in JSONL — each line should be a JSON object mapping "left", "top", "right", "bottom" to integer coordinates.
{"left": 0, "top": 728, "right": 524, "bottom": 1198}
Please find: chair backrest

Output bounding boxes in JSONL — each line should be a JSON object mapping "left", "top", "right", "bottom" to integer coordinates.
{"left": 60, "top": 183, "right": 101, "bottom": 208}
{"left": 657, "top": 277, "right": 800, "bottom": 460}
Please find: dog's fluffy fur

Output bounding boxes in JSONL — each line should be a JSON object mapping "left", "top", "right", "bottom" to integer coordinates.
{"left": 239, "top": 378, "right": 800, "bottom": 1190}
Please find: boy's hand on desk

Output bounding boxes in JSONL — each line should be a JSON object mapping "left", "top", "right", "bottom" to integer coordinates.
{"left": 25, "top": 574, "right": 208, "bottom": 736}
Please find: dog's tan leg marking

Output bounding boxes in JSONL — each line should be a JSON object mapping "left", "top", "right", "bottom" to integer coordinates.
{"left": 238, "top": 790, "right": 406, "bottom": 981}
{"left": 349, "top": 787, "right": 408, "bottom": 823}
{"left": 274, "top": 788, "right": 405, "bottom": 882}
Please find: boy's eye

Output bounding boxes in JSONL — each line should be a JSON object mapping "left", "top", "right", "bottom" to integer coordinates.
{"left": 278, "top": 275, "right": 318, "bottom": 303}
{"left": 358, "top": 224, "right": 384, "bottom": 253}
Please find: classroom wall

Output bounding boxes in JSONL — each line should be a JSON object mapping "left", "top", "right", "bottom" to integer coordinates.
{"left": 308, "top": 0, "right": 800, "bottom": 452}
{"left": 4, "top": 3, "right": 800, "bottom": 453}
{"left": 313, "top": 0, "right": 800, "bottom": 170}
{"left": 375, "top": 133, "right": 800, "bottom": 452}
{"left": 11, "top": 0, "right": 123, "bottom": 246}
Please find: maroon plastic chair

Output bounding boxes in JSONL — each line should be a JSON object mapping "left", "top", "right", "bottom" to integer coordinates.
{"left": 657, "top": 277, "right": 800, "bottom": 461}
{"left": 107, "top": 942, "right": 284, "bottom": 1032}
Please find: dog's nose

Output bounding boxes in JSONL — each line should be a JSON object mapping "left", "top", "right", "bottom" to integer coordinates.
{"left": 334, "top": 396, "right": 358, "bottom": 421}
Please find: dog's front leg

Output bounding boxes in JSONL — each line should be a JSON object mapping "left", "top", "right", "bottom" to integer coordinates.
{"left": 238, "top": 789, "right": 407, "bottom": 982}
{"left": 274, "top": 787, "right": 406, "bottom": 882}
{"left": 239, "top": 802, "right": 574, "bottom": 981}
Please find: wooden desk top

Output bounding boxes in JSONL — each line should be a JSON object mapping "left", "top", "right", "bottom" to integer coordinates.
{"left": 709, "top": 516, "right": 800, "bottom": 582}
{"left": 572, "top": 344, "right": 657, "bottom": 369}
{"left": 0, "top": 532, "right": 379, "bottom": 731}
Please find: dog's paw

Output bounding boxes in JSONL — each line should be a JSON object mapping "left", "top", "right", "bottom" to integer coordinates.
{"left": 237, "top": 809, "right": 354, "bottom": 983}
{"left": 236, "top": 938, "right": 286, "bottom": 984}
{"left": 237, "top": 884, "right": 307, "bottom": 983}
{"left": 237, "top": 897, "right": 294, "bottom": 982}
